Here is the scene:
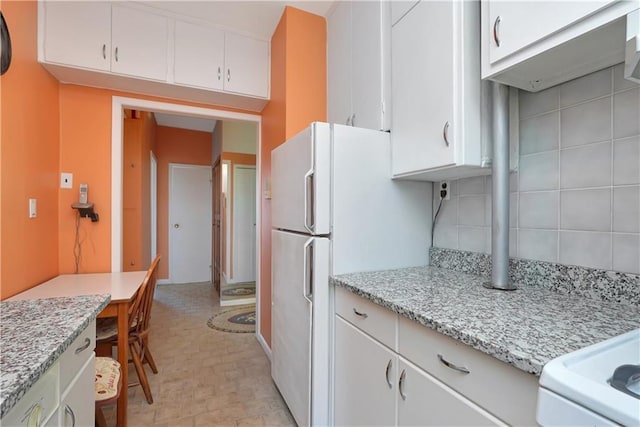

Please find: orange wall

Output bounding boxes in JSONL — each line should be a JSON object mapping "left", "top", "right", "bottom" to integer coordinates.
{"left": 0, "top": 1, "right": 60, "bottom": 299}
{"left": 260, "top": 7, "right": 327, "bottom": 345}
{"left": 155, "top": 125, "right": 212, "bottom": 280}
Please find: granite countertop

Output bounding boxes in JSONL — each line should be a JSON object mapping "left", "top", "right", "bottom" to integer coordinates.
{"left": 331, "top": 266, "right": 640, "bottom": 376}
{"left": 0, "top": 294, "right": 110, "bottom": 418}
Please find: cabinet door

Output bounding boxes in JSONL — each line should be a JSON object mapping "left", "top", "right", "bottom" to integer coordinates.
{"left": 60, "top": 354, "right": 95, "bottom": 427}
{"left": 334, "top": 317, "right": 397, "bottom": 427}
{"left": 397, "top": 358, "right": 502, "bottom": 426}
{"left": 111, "top": 5, "right": 168, "bottom": 81}
{"left": 42, "top": 1, "right": 111, "bottom": 71}
{"left": 174, "top": 20, "right": 224, "bottom": 90}
{"left": 224, "top": 33, "right": 269, "bottom": 98}
{"left": 391, "top": 1, "right": 420, "bottom": 26}
{"left": 327, "top": 1, "right": 353, "bottom": 126}
{"left": 487, "top": 1, "right": 615, "bottom": 64}
{"left": 391, "top": 0, "right": 454, "bottom": 176}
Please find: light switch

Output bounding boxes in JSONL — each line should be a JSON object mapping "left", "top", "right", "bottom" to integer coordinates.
{"left": 29, "top": 199, "right": 37, "bottom": 218}
{"left": 61, "top": 172, "right": 73, "bottom": 189}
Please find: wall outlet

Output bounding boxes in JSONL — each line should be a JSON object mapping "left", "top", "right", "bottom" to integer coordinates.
{"left": 61, "top": 172, "right": 73, "bottom": 189}
{"left": 439, "top": 181, "right": 451, "bottom": 200}
{"left": 29, "top": 199, "right": 37, "bottom": 218}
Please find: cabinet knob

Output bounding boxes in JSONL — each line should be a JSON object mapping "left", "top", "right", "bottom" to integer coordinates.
{"left": 493, "top": 16, "right": 501, "bottom": 47}
{"left": 385, "top": 359, "right": 393, "bottom": 389}
{"left": 399, "top": 369, "right": 407, "bottom": 400}
{"left": 102, "top": 44, "right": 106, "bottom": 60}
{"left": 227, "top": 68, "right": 231, "bottom": 82}
{"left": 115, "top": 46, "right": 119, "bottom": 62}
{"left": 218, "top": 66, "right": 221, "bottom": 81}
{"left": 443, "top": 121, "right": 450, "bottom": 147}
{"left": 437, "top": 353, "right": 470, "bottom": 374}
{"left": 346, "top": 115, "right": 351, "bottom": 126}
{"left": 353, "top": 308, "right": 368, "bottom": 318}
{"left": 64, "top": 404, "right": 77, "bottom": 427}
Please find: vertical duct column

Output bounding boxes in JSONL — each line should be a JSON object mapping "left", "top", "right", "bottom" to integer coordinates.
{"left": 485, "top": 82, "right": 516, "bottom": 291}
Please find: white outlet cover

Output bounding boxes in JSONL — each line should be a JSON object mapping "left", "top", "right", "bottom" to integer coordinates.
{"left": 61, "top": 172, "right": 73, "bottom": 189}
{"left": 29, "top": 199, "right": 37, "bottom": 218}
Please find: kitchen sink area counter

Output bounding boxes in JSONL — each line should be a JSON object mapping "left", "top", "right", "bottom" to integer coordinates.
{"left": 331, "top": 266, "right": 640, "bottom": 376}
{"left": 0, "top": 294, "right": 110, "bottom": 418}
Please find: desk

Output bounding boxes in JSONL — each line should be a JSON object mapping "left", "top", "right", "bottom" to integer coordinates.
{"left": 9, "top": 271, "right": 146, "bottom": 427}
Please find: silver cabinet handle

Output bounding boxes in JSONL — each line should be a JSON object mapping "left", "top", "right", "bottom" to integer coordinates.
{"left": 75, "top": 337, "right": 91, "bottom": 354}
{"left": 64, "top": 404, "right": 76, "bottom": 427}
{"left": 115, "top": 46, "right": 118, "bottom": 62}
{"left": 346, "top": 115, "right": 351, "bottom": 126}
{"left": 302, "top": 238, "right": 313, "bottom": 303}
{"left": 437, "top": 354, "right": 470, "bottom": 374}
{"left": 102, "top": 44, "right": 106, "bottom": 59}
{"left": 350, "top": 114, "right": 356, "bottom": 127}
{"left": 385, "top": 359, "right": 393, "bottom": 389}
{"left": 493, "top": 16, "right": 501, "bottom": 47}
{"left": 353, "top": 308, "right": 368, "bottom": 318}
{"left": 443, "top": 121, "right": 450, "bottom": 146}
{"left": 399, "top": 369, "right": 407, "bottom": 400}
{"left": 227, "top": 68, "right": 231, "bottom": 82}
{"left": 218, "top": 66, "right": 221, "bottom": 81}
{"left": 303, "top": 170, "right": 314, "bottom": 233}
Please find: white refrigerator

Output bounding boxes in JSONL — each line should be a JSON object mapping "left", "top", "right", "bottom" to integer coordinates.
{"left": 271, "top": 122, "right": 431, "bottom": 426}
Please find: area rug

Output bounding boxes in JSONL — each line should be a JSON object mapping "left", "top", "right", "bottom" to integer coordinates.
{"left": 207, "top": 305, "right": 256, "bottom": 333}
{"left": 221, "top": 282, "right": 256, "bottom": 299}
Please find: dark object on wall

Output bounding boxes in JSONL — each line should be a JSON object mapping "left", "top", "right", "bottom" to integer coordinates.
{"left": 1, "top": 11, "right": 12, "bottom": 75}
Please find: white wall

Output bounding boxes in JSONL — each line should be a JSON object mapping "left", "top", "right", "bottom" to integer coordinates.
{"left": 432, "top": 63, "right": 640, "bottom": 275}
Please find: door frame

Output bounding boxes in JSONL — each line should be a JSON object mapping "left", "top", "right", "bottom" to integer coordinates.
{"left": 110, "top": 96, "right": 266, "bottom": 353}
{"left": 150, "top": 151, "right": 158, "bottom": 262}
{"left": 168, "top": 163, "right": 213, "bottom": 284}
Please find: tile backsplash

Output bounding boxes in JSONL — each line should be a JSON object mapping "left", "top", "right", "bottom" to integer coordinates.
{"left": 432, "top": 63, "right": 640, "bottom": 275}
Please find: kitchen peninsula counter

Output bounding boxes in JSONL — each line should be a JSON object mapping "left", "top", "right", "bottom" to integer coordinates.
{"left": 331, "top": 266, "right": 640, "bottom": 376}
{"left": 0, "top": 294, "right": 110, "bottom": 417}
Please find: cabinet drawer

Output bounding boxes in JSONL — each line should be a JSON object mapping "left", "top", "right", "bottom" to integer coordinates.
{"left": 60, "top": 320, "right": 96, "bottom": 392}
{"left": 1, "top": 363, "right": 59, "bottom": 426}
{"left": 398, "top": 316, "right": 538, "bottom": 426}
{"left": 335, "top": 287, "right": 397, "bottom": 350}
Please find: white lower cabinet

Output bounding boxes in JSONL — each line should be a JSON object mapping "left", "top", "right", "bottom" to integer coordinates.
{"left": 333, "top": 290, "right": 538, "bottom": 426}
{"left": 60, "top": 355, "right": 95, "bottom": 427}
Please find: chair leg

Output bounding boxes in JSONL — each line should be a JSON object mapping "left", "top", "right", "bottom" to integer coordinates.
{"left": 95, "top": 406, "right": 107, "bottom": 427}
{"left": 95, "top": 342, "right": 112, "bottom": 358}
{"left": 142, "top": 339, "right": 159, "bottom": 374}
{"left": 130, "top": 342, "right": 153, "bottom": 404}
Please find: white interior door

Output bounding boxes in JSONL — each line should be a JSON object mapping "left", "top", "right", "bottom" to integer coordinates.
{"left": 231, "top": 165, "right": 256, "bottom": 283}
{"left": 169, "top": 164, "right": 212, "bottom": 284}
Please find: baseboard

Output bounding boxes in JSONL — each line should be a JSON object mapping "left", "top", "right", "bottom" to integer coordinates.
{"left": 220, "top": 296, "right": 256, "bottom": 307}
{"left": 256, "top": 331, "right": 271, "bottom": 361}
{"left": 157, "top": 279, "right": 171, "bottom": 285}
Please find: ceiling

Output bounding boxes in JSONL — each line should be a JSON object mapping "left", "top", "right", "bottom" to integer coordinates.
{"left": 142, "top": 1, "right": 334, "bottom": 132}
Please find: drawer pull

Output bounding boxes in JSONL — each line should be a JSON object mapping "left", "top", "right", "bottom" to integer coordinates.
{"left": 399, "top": 369, "right": 407, "bottom": 400}
{"left": 75, "top": 337, "right": 91, "bottom": 354}
{"left": 352, "top": 308, "right": 368, "bottom": 319}
{"left": 437, "top": 353, "right": 470, "bottom": 374}
{"left": 65, "top": 404, "right": 76, "bottom": 427}
{"left": 385, "top": 359, "right": 393, "bottom": 389}
{"left": 443, "top": 121, "right": 450, "bottom": 147}
{"left": 493, "top": 16, "right": 501, "bottom": 47}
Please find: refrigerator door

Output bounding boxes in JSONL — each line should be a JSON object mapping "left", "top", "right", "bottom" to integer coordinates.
{"left": 271, "top": 122, "right": 331, "bottom": 235}
{"left": 271, "top": 230, "right": 330, "bottom": 426}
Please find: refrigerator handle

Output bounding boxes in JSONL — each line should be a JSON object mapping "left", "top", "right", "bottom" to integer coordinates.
{"left": 304, "top": 169, "right": 315, "bottom": 234}
{"left": 302, "top": 238, "right": 314, "bottom": 304}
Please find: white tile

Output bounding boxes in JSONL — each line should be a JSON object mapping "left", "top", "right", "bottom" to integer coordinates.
{"left": 559, "top": 231, "right": 612, "bottom": 270}
{"left": 459, "top": 226, "right": 488, "bottom": 254}
{"left": 510, "top": 172, "right": 519, "bottom": 192}
{"left": 613, "top": 63, "right": 640, "bottom": 93}
{"left": 561, "top": 97, "right": 611, "bottom": 148}
{"left": 519, "top": 151, "right": 559, "bottom": 192}
{"left": 612, "top": 233, "right": 640, "bottom": 274}
{"left": 519, "top": 87, "right": 558, "bottom": 119}
{"left": 519, "top": 191, "right": 559, "bottom": 229}
{"left": 560, "top": 189, "right": 611, "bottom": 232}
{"left": 458, "top": 196, "right": 485, "bottom": 226}
{"left": 510, "top": 193, "right": 518, "bottom": 228}
{"left": 613, "top": 88, "right": 640, "bottom": 140}
{"left": 613, "top": 186, "right": 640, "bottom": 233}
{"left": 458, "top": 176, "right": 485, "bottom": 195}
{"left": 519, "top": 229, "right": 558, "bottom": 263}
{"left": 433, "top": 197, "right": 458, "bottom": 225}
{"left": 560, "top": 142, "right": 612, "bottom": 189}
{"left": 510, "top": 229, "right": 518, "bottom": 257}
{"left": 520, "top": 112, "right": 559, "bottom": 155}
{"left": 433, "top": 225, "right": 458, "bottom": 250}
{"left": 485, "top": 195, "right": 492, "bottom": 227}
{"left": 613, "top": 136, "right": 640, "bottom": 185}
{"left": 560, "top": 68, "right": 611, "bottom": 108}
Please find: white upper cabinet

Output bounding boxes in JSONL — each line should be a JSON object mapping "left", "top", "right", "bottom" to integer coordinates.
{"left": 482, "top": 1, "right": 639, "bottom": 91}
{"left": 391, "top": 0, "right": 484, "bottom": 181}
{"left": 42, "top": 1, "right": 111, "bottom": 71}
{"left": 111, "top": 5, "right": 168, "bottom": 81}
{"left": 174, "top": 21, "right": 224, "bottom": 91}
{"left": 391, "top": 1, "right": 419, "bottom": 26}
{"left": 327, "top": 0, "right": 390, "bottom": 130}
{"left": 224, "top": 33, "right": 270, "bottom": 99}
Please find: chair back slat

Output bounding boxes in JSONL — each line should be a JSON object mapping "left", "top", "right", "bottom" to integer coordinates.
{"left": 134, "top": 255, "right": 161, "bottom": 335}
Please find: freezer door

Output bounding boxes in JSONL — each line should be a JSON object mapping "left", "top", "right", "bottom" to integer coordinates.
{"left": 271, "top": 122, "right": 331, "bottom": 235}
{"left": 271, "top": 230, "right": 330, "bottom": 426}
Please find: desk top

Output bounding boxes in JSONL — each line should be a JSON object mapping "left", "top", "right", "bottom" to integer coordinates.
{"left": 7, "top": 271, "right": 147, "bottom": 303}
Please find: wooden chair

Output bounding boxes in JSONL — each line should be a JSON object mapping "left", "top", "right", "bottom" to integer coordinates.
{"left": 96, "top": 255, "right": 161, "bottom": 404}
{"left": 95, "top": 357, "right": 122, "bottom": 427}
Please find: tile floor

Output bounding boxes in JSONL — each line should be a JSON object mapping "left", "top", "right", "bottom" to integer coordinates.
{"left": 103, "top": 282, "right": 295, "bottom": 426}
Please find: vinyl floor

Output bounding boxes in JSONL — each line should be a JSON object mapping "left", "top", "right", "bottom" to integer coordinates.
{"left": 103, "top": 282, "right": 295, "bottom": 426}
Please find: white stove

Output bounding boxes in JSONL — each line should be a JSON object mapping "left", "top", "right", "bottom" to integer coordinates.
{"left": 537, "top": 328, "right": 640, "bottom": 426}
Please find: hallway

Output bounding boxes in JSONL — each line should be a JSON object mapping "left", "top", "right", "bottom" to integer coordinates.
{"left": 103, "top": 282, "right": 294, "bottom": 426}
